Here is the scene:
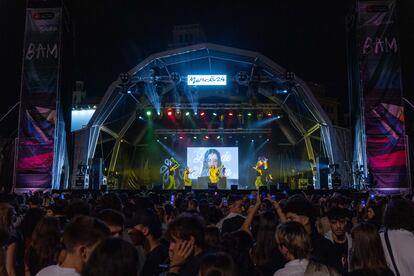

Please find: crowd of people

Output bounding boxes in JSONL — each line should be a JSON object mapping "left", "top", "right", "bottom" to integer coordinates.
{"left": 1, "top": 188, "right": 414, "bottom": 276}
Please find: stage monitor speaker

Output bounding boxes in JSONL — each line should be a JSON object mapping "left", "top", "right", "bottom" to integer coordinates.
{"left": 89, "top": 158, "right": 103, "bottom": 190}
{"left": 100, "top": 185, "right": 108, "bottom": 193}
{"left": 231, "top": 185, "right": 238, "bottom": 191}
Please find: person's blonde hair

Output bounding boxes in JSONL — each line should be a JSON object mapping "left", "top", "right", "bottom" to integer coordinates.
{"left": 275, "top": 221, "right": 311, "bottom": 259}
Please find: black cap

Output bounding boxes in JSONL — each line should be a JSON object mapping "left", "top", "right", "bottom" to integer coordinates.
{"left": 125, "top": 208, "right": 162, "bottom": 238}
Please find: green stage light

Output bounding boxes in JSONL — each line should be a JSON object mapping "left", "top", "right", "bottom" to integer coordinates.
{"left": 247, "top": 112, "right": 252, "bottom": 116}
{"left": 185, "top": 111, "right": 190, "bottom": 116}
{"left": 213, "top": 112, "right": 217, "bottom": 116}
{"left": 146, "top": 111, "right": 152, "bottom": 116}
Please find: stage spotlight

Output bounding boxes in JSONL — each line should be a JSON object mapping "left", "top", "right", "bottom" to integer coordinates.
{"left": 236, "top": 71, "right": 249, "bottom": 85}
{"left": 251, "top": 139, "right": 254, "bottom": 142}
{"left": 200, "top": 112, "right": 205, "bottom": 116}
{"left": 204, "top": 135, "right": 209, "bottom": 139}
{"left": 219, "top": 114, "right": 225, "bottom": 121}
{"left": 138, "top": 116, "right": 143, "bottom": 120}
{"left": 276, "top": 88, "right": 289, "bottom": 94}
{"left": 179, "top": 136, "right": 183, "bottom": 140}
{"left": 194, "top": 112, "right": 198, "bottom": 115}
{"left": 217, "top": 135, "right": 220, "bottom": 139}
{"left": 185, "top": 111, "right": 190, "bottom": 116}
{"left": 156, "top": 139, "right": 160, "bottom": 142}
{"left": 257, "top": 113, "right": 263, "bottom": 120}
{"left": 285, "top": 71, "right": 295, "bottom": 81}
{"left": 167, "top": 110, "right": 173, "bottom": 116}
{"left": 146, "top": 110, "right": 152, "bottom": 116}
{"left": 193, "top": 136, "right": 197, "bottom": 140}
{"left": 119, "top": 72, "right": 130, "bottom": 84}
{"left": 267, "top": 112, "right": 272, "bottom": 117}
{"left": 267, "top": 139, "right": 270, "bottom": 141}
{"left": 213, "top": 112, "right": 217, "bottom": 116}
{"left": 247, "top": 112, "right": 252, "bottom": 117}
{"left": 228, "top": 112, "right": 233, "bottom": 117}
{"left": 171, "top": 72, "right": 181, "bottom": 83}
{"left": 164, "top": 136, "right": 167, "bottom": 140}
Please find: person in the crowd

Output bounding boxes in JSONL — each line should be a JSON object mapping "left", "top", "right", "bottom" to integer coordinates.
{"left": 126, "top": 208, "right": 169, "bottom": 276}
{"left": 380, "top": 198, "right": 414, "bottom": 276}
{"left": 165, "top": 214, "right": 207, "bottom": 276}
{"left": 364, "top": 203, "right": 383, "bottom": 230}
{"left": 24, "top": 217, "right": 62, "bottom": 276}
{"left": 274, "top": 221, "right": 340, "bottom": 276}
{"left": 46, "top": 198, "right": 69, "bottom": 227}
{"left": 0, "top": 203, "right": 21, "bottom": 276}
{"left": 36, "top": 216, "right": 110, "bottom": 276}
{"left": 242, "top": 194, "right": 285, "bottom": 275}
{"left": 82, "top": 237, "right": 140, "bottom": 276}
{"left": 19, "top": 196, "right": 44, "bottom": 249}
{"left": 204, "top": 226, "right": 220, "bottom": 250}
{"left": 216, "top": 195, "right": 244, "bottom": 234}
{"left": 186, "top": 199, "right": 198, "bottom": 214}
{"left": 220, "top": 230, "right": 260, "bottom": 276}
{"left": 198, "top": 252, "right": 236, "bottom": 276}
{"left": 0, "top": 226, "right": 10, "bottom": 275}
{"left": 348, "top": 222, "right": 394, "bottom": 276}
{"left": 325, "top": 207, "right": 352, "bottom": 274}
{"left": 96, "top": 209, "right": 125, "bottom": 237}
{"left": 283, "top": 195, "right": 342, "bottom": 272}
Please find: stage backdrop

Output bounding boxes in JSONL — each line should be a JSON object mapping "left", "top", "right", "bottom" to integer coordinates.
{"left": 357, "top": 0, "right": 409, "bottom": 189}
{"left": 14, "top": 2, "right": 64, "bottom": 190}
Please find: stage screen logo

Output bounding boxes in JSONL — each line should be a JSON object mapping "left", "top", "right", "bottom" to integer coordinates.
{"left": 187, "top": 147, "right": 238, "bottom": 179}
{"left": 187, "top": 75, "right": 227, "bottom": 86}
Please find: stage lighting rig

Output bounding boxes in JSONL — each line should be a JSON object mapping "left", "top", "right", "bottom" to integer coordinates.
{"left": 285, "top": 71, "right": 295, "bottom": 81}
{"left": 170, "top": 72, "right": 181, "bottom": 83}
{"left": 119, "top": 72, "right": 130, "bottom": 84}
{"left": 149, "top": 66, "right": 161, "bottom": 83}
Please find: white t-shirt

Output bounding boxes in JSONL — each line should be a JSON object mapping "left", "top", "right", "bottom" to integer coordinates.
{"left": 274, "top": 259, "right": 309, "bottom": 276}
{"left": 36, "top": 265, "right": 81, "bottom": 276}
{"left": 380, "top": 229, "right": 414, "bottom": 276}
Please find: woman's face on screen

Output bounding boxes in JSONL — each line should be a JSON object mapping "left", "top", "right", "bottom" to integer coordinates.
{"left": 207, "top": 153, "right": 219, "bottom": 168}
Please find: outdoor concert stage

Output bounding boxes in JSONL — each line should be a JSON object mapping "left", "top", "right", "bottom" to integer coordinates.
{"left": 69, "top": 43, "right": 350, "bottom": 192}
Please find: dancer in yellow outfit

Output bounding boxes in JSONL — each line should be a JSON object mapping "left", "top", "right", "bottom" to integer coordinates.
{"left": 183, "top": 167, "right": 193, "bottom": 188}
{"left": 166, "top": 158, "right": 180, "bottom": 190}
{"left": 208, "top": 164, "right": 223, "bottom": 189}
{"left": 253, "top": 157, "right": 268, "bottom": 189}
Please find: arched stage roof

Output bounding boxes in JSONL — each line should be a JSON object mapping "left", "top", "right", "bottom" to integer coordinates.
{"left": 72, "top": 43, "right": 351, "bottom": 189}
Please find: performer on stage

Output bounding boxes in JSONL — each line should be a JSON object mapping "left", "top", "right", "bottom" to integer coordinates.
{"left": 208, "top": 164, "right": 223, "bottom": 189}
{"left": 165, "top": 158, "right": 180, "bottom": 190}
{"left": 253, "top": 156, "right": 268, "bottom": 189}
{"left": 183, "top": 167, "right": 193, "bottom": 188}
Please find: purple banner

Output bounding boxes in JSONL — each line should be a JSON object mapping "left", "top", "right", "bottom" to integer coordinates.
{"left": 15, "top": 6, "right": 62, "bottom": 189}
{"left": 357, "top": 0, "right": 408, "bottom": 189}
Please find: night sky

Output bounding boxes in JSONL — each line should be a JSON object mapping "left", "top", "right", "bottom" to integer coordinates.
{"left": 0, "top": 0, "right": 413, "bottom": 137}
